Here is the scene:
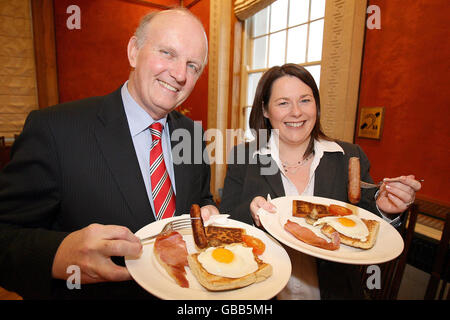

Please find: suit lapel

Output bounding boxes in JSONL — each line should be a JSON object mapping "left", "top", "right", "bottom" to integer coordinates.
{"left": 167, "top": 112, "right": 196, "bottom": 215}
{"left": 314, "top": 152, "right": 339, "bottom": 198}
{"left": 170, "top": 114, "right": 186, "bottom": 215}
{"left": 258, "top": 154, "right": 285, "bottom": 198}
{"left": 94, "top": 88, "right": 154, "bottom": 225}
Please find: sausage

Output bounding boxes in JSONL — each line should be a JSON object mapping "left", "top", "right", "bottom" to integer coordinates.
{"left": 190, "top": 204, "right": 208, "bottom": 249}
{"left": 284, "top": 220, "right": 340, "bottom": 251}
{"left": 348, "top": 157, "right": 361, "bottom": 204}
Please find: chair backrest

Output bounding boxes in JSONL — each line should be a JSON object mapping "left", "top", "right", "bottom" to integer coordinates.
{"left": 0, "top": 136, "right": 6, "bottom": 169}
{"left": 424, "top": 211, "right": 450, "bottom": 300}
{"left": 361, "top": 204, "right": 418, "bottom": 300}
{"left": 388, "top": 204, "right": 419, "bottom": 299}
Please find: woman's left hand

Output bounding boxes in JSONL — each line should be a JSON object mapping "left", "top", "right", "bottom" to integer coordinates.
{"left": 376, "top": 175, "right": 422, "bottom": 214}
{"left": 200, "top": 204, "right": 220, "bottom": 222}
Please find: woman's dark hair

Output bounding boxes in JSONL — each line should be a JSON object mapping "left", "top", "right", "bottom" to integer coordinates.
{"left": 249, "top": 63, "right": 331, "bottom": 158}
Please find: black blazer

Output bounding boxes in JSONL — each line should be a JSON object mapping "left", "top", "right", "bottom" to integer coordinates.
{"left": 219, "top": 141, "right": 379, "bottom": 299}
{"left": 0, "top": 87, "right": 215, "bottom": 299}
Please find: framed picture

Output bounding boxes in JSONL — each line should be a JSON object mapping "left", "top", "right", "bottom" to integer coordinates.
{"left": 357, "top": 107, "right": 385, "bottom": 140}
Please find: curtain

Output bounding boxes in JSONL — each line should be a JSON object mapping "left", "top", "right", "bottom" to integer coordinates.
{"left": 233, "top": 0, "right": 276, "bottom": 21}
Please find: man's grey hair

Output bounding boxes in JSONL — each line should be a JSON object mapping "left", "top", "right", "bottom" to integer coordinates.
{"left": 134, "top": 11, "right": 158, "bottom": 49}
{"left": 134, "top": 8, "right": 208, "bottom": 50}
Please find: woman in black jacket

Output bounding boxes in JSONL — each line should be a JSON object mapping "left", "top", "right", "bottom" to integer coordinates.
{"left": 219, "top": 64, "right": 421, "bottom": 300}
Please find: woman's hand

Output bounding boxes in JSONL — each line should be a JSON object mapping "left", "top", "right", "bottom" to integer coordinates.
{"left": 376, "top": 175, "right": 422, "bottom": 214}
{"left": 249, "top": 196, "right": 277, "bottom": 227}
{"left": 200, "top": 204, "right": 220, "bottom": 222}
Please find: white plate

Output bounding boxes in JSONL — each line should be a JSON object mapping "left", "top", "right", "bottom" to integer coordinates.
{"left": 258, "top": 195, "right": 404, "bottom": 265}
{"left": 125, "top": 215, "right": 291, "bottom": 300}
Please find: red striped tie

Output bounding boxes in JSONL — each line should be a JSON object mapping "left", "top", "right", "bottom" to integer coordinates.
{"left": 149, "top": 122, "right": 176, "bottom": 220}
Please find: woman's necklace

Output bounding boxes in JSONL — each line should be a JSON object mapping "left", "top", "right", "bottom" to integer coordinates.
{"left": 281, "top": 154, "right": 312, "bottom": 174}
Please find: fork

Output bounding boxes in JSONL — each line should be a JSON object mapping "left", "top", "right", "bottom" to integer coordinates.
{"left": 360, "top": 178, "right": 424, "bottom": 189}
{"left": 140, "top": 217, "right": 199, "bottom": 242}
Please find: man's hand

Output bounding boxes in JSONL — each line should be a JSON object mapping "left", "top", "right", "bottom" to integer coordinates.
{"left": 52, "top": 224, "right": 142, "bottom": 284}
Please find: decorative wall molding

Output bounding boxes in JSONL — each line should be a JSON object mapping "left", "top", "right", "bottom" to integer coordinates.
{"left": 31, "top": 0, "right": 59, "bottom": 110}
{"left": 320, "top": 0, "right": 367, "bottom": 142}
{"left": 119, "top": 0, "right": 201, "bottom": 9}
{"left": 208, "top": 0, "right": 231, "bottom": 200}
{"left": 233, "top": 0, "right": 275, "bottom": 21}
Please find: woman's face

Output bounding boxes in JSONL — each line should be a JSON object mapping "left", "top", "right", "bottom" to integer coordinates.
{"left": 263, "top": 75, "right": 317, "bottom": 149}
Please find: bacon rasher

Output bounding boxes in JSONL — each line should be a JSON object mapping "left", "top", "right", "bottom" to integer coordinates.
{"left": 154, "top": 231, "right": 189, "bottom": 288}
{"left": 284, "top": 220, "right": 340, "bottom": 251}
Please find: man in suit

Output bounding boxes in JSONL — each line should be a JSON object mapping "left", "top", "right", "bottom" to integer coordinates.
{"left": 0, "top": 8, "right": 218, "bottom": 299}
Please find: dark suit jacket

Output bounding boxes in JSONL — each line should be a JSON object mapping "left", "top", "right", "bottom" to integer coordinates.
{"left": 0, "top": 87, "right": 215, "bottom": 299}
{"left": 219, "top": 140, "right": 379, "bottom": 300}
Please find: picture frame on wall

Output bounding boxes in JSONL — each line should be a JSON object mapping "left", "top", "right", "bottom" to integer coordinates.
{"left": 357, "top": 107, "right": 385, "bottom": 140}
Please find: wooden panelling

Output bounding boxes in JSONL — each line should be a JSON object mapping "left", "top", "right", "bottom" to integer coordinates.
{"left": 30, "top": 0, "right": 59, "bottom": 109}
{"left": 0, "top": 0, "right": 38, "bottom": 138}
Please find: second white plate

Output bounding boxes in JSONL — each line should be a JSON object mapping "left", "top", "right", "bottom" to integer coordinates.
{"left": 258, "top": 195, "right": 404, "bottom": 265}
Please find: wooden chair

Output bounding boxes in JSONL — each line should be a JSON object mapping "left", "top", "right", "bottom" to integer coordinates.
{"left": 0, "top": 136, "right": 7, "bottom": 169}
{"left": 424, "top": 211, "right": 449, "bottom": 300}
{"left": 361, "top": 204, "right": 419, "bottom": 299}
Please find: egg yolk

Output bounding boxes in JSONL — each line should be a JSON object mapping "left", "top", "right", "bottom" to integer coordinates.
{"left": 212, "top": 248, "right": 235, "bottom": 263}
{"left": 338, "top": 217, "right": 356, "bottom": 227}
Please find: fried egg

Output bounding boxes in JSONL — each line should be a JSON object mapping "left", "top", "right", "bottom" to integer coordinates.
{"left": 197, "top": 244, "right": 258, "bottom": 278}
{"left": 313, "top": 215, "right": 369, "bottom": 241}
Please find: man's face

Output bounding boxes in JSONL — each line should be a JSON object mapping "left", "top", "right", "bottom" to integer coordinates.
{"left": 127, "top": 11, "right": 207, "bottom": 119}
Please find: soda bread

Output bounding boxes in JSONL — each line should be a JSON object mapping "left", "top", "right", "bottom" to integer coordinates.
{"left": 293, "top": 200, "right": 329, "bottom": 218}
{"left": 187, "top": 252, "right": 273, "bottom": 291}
{"left": 320, "top": 218, "right": 380, "bottom": 249}
{"left": 304, "top": 210, "right": 380, "bottom": 250}
{"left": 205, "top": 226, "right": 246, "bottom": 247}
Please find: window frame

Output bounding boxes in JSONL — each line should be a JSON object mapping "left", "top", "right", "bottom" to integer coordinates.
{"left": 240, "top": 0, "right": 325, "bottom": 140}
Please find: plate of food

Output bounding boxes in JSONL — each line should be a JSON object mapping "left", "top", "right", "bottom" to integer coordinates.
{"left": 258, "top": 195, "right": 404, "bottom": 265}
{"left": 125, "top": 205, "right": 291, "bottom": 300}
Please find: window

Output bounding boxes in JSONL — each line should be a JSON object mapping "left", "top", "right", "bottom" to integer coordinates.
{"left": 242, "top": 0, "right": 326, "bottom": 140}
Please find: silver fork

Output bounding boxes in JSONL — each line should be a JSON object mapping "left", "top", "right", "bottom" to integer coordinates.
{"left": 360, "top": 178, "right": 424, "bottom": 189}
{"left": 140, "top": 217, "right": 199, "bottom": 242}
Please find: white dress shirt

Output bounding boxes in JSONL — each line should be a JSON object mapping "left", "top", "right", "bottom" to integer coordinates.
{"left": 121, "top": 81, "right": 176, "bottom": 220}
